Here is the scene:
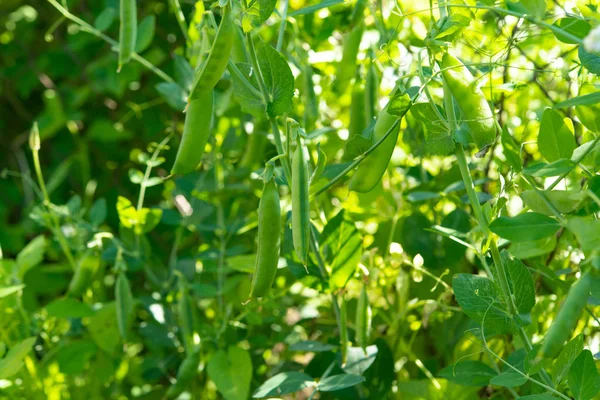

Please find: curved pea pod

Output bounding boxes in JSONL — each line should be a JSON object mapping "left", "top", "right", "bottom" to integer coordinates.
{"left": 349, "top": 78, "right": 367, "bottom": 140}
{"left": 171, "top": 89, "right": 214, "bottom": 175}
{"left": 440, "top": 53, "right": 497, "bottom": 151}
{"left": 348, "top": 90, "right": 412, "bottom": 193}
{"left": 189, "top": 5, "right": 234, "bottom": 99}
{"left": 115, "top": 272, "right": 134, "bottom": 342}
{"left": 355, "top": 283, "right": 371, "bottom": 352}
{"left": 239, "top": 131, "right": 267, "bottom": 168}
{"left": 303, "top": 64, "right": 319, "bottom": 133}
{"left": 334, "top": 22, "right": 364, "bottom": 93}
{"left": 178, "top": 280, "right": 195, "bottom": 352}
{"left": 540, "top": 272, "right": 591, "bottom": 358}
{"left": 166, "top": 350, "right": 201, "bottom": 399}
{"left": 365, "top": 61, "right": 379, "bottom": 123}
{"left": 340, "top": 294, "right": 348, "bottom": 367}
{"left": 67, "top": 251, "right": 100, "bottom": 297}
{"left": 118, "top": 0, "right": 137, "bottom": 70}
{"left": 249, "top": 179, "right": 281, "bottom": 298}
{"left": 292, "top": 141, "right": 310, "bottom": 265}
{"left": 231, "top": 24, "right": 248, "bottom": 64}
{"left": 396, "top": 268, "right": 410, "bottom": 315}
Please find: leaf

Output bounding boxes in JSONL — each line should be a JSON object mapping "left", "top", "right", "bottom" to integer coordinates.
{"left": 574, "top": 84, "right": 600, "bottom": 132}
{"left": 523, "top": 159, "right": 576, "bottom": 177}
{"left": 46, "top": 298, "right": 95, "bottom": 318}
{"left": 128, "top": 168, "right": 144, "bottom": 184}
{"left": 289, "top": 0, "right": 345, "bottom": 16}
{"left": 135, "top": 15, "right": 156, "bottom": 53}
{"left": 174, "top": 55, "right": 195, "bottom": 92}
{"left": 520, "top": 190, "right": 586, "bottom": 215}
{"left": 407, "top": 191, "right": 440, "bottom": 202}
{"left": 231, "top": 63, "right": 266, "bottom": 117}
{"left": 435, "top": 14, "right": 470, "bottom": 40}
{"left": 568, "top": 350, "right": 600, "bottom": 400}
{"left": 253, "top": 372, "right": 314, "bottom": 398}
{"left": 554, "top": 334, "right": 584, "bottom": 385}
{"left": 489, "top": 213, "right": 560, "bottom": 242}
{"left": 438, "top": 360, "right": 496, "bottom": 387}
{"left": 566, "top": 217, "right": 600, "bottom": 254}
{"left": 289, "top": 341, "right": 336, "bottom": 352}
{"left": 553, "top": 18, "right": 591, "bottom": 44}
{"left": 502, "top": 251, "right": 535, "bottom": 317}
{"left": 88, "top": 119, "right": 133, "bottom": 142}
{"left": 509, "top": 236, "right": 557, "bottom": 259}
{"left": 243, "top": 0, "right": 277, "bottom": 29}
{"left": 88, "top": 302, "right": 120, "bottom": 353}
{"left": 256, "top": 43, "right": 294, "bottom": 117}
{"left": 555, "top": 91, "right": 600, "bottom": 108}
{"left": 136, "top": 208, "right": 163, "bottom": 234}
{"left": 579, "top": 46, "right": 600, "bottom": 76}
{"left": 94, "top": 8, "right": 116, "bottom": 32}
{"left": 89, "top": 198, "right": 107, "bottom": 226}
{"left": 55, "top": 340, "right": 97, "bottom": 375}
{"left": 16, "top": 235, "right": 46, "bottom": 279}
{"left": 410, "top": 103, "right": 453, "bottom": 156}
{"left": 342, "top": 345, "right": 378, "bottom": 376}
{"left": 207, "top": 346, "right": 252, "bottom": 400}
{"left": 502, "top": 126, "right": 523, "bottom": 171}
{"left": 0, "top": 285, "right": 25, "bottom": 298}
{"left": 506, "top": 0, "right": 546, "bottom": 18}
{"left": 490, "top": 372, "right": 528, "bottom": 387}
{"left": 516, "top": 395, "right": 560, "bottom": 399}
{"left": 538, "top": 108, "right": 576, "bottom": 162}
{"left": 310, "top": 144, "right": 327, "bottom": 185}
{"left": 320, "top": 211, "right": 362, "bottom": 289}
{"left": 317, "top": 374, "right": 365, "bottom": 392}
{"left": 0, "top": 337, "right": 37, "bottom": 379}
{"left": 155, "top": 82, "right": 187, "bottom": 111}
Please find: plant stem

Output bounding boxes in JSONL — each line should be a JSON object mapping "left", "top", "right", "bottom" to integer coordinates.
{"left": 169, "top": 0, "right": 191, "bottom": 46}
{"left": 276, "top": 0, "right": 289, "bottom": 52}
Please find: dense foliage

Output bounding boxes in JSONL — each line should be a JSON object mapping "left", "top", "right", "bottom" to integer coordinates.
{"left": 1, "top": 0, "right": 600, "bottom": 399}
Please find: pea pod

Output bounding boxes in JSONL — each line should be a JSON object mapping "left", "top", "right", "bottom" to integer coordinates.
{"left": 365, "top": 61, "right": 379, "bottom": 123}
{"left": 292, "top": 140, "right": 310, "bottom": 265}
{"left": 171, "top": 89, "right": 214, "bottom": 175}
{"left": 348, "top": 89, "right": 412, "bottom": 193}
{"left": 334, "top": 22, "right": 364, "bottom": 93}
{"left": 166, "top": 350, "right": 201, "bottom": 399}
{"left": 249, "top": 178, "right": 281, "bottom": 298}
{"left": 340, "top": 294, "right": 348, "bottom": 367}
{"left": 303, "top": 64, "right": 319, "bottom": 133}
{"left": 67, "top": 251, "right": 100, "bottom": 297}
{"left": 178, "top": 279, "right": 195, "bottom": 352}
{"left": 440, "top": 53, "right": 497, "bottom": 150}
{"left": 239, "top": 131, "right": 267, "bottom": 168}
{"left": 540, "top": 272, "right": 591, "bottom": 358}
{"left": 349, "top": 77, "right": 367, "bottom": 140}
{"left": 118, "top": 0, "right": 137, "bottom": 70}
{"left": 115, "top": 271, "right": 134, "bottom": 342}
{"left": 231, "top": 25, "right": 248, "bottom": 64}
{"left": 189, "top": 5, "right": 234, "bottom": 99}
{"left": 355, "top": 282, "right": 371, "bottom": 352}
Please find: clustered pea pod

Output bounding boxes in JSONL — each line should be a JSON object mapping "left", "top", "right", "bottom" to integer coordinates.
{"left": 365, "top": 61, "right": 379, "bottom": 123}
{"left": 171, "top": 89, "right": 214, "bottom": 175}
{"left": 115, "top": 271, "right": 134, "bottom": 342}
{"left": 334, "top": 22, "right": 364, "bottom": 94}
{"left": 67, "top": 251, "right": 100, "bottom": 297}
{"left": 118, "top": 0, "right": 137, "bottom": 70}
{"left": 439, "top": 53, "right": 497, "bottom": 151}
{"left": 540, "top": 272, "right": 591, "bottom": 358}
{"left": 249, "top": 178, "right": 281, "bottom": 298}
{"left": 166, "top": 350, "right": 201, "bottom": 399}
{"left": 303, "top": 63, "right": 319, "bottom": 133}
{"left": 292, "top": 139, "right": 310, "bottom": 265}
{"left": 355, "top": 281, "right": 371, "bottom": 351}
{"left": 349, "top": 76, "right": 367, "bottom": 139}
{"left": 178, "top": 279, "right": 195, "bottom": 352}
{"left": 348, "top": 88, "right": 412, "bottom": 193}
{"left": 188, "top": 5, "right": 234, "bottom": 99}
{"left": 339, "top": 294, "right": 348, "bottom": 367}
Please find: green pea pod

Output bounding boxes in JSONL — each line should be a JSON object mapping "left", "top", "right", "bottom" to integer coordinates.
{"left": 339, "top": 295, "right": 348, "bottom": 367}
{"left": 540, "top": 272, "right": 591, "bottom": 358}
{"left": 67, "top": 251, "right": 100, "bottom": 297}
{"left": 440, "top": 53, "right": 496, "bottom": 150}
{"left": 355, "top": 283, "right": 371, "bottom": 352}
{"left": 348, "top": 89, "right": 412, "bottom": 193}
{"left": 166, "top": 350, "right": 201, "bottom": 399}
{"left": 171, "top": 89, "right": 214, "bottom": 175}
{"left": 239, "top": 131, "right": 267, "bottom": 168}
{"left": 118, "top": 0, "right": 137, "bottom": 70}
{"left": 349, "top": 77, "right": 367, "bottom": 139}
{"left": 334, "top": 22, "right": 364, "bottom": 93}
{"left": 178, "top": 280, "right": 195, "bottom": 352}
{"left": 292, "top": 140, "right": 310, "bottom": 265}
{"left": 365, "top": 61, "right": 379, "bottom": 123}
{"left": 396, "top": 268, "right": 410, "bottom": 316}
{"left": 115, "top": 272, "right": 134, "bottom": 342}
{"left": 231, "top": 24, "right": 248, "bottom": 64}
{"left": 303, "top": 64, "right": 319, "bottom": 133}
{"left": 189, "top": 5, "right": 234, "bottom": 99}
{"left": 249, "top": 179, "right": 281, "bottom": 298}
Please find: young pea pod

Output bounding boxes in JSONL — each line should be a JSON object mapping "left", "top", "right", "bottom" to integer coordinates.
{"left": 355, "top": 282, "right": 371, "bottom": 352}
{"left": 396, "top": 268, "right": 410, "bottom": 316}
{"left": 349, "top": 77, "right": 367, "bottom": 140}
{"left": 249, "top": 178, "right": 281, "bottom": 298}
{"left": 115, "top": 271, "right": 134, "bottom": 342}
{"left": 189, "top": 5, "right": 234, "bottom": 99}
{"left": 540, "top": 272, "right": 591, "bottom": 358}
{"left": 365, "top": 61, "right": 379, "bottom": 123}
{"left": 118, "top": 0, "right": 137, "bottom": 70}
{"left": 339, "top": 294, "right": 348, "bottom": 367}
{"left": 166, "top": 350, "right": 201, "bottom": 399}
{"left": 67, "top": 251, "right": 100, "bottom": 297}
{"left": 231, "top": 25, "right": 248, "bottom": 64}
{"left": 303, "top": 64, "right": 319, "bottom": 133}
{"left": 239, "top": 131, "right": 267, "bottom": 168}
{"left": 440, "top": 53, "right": 497, "bottom": 151}
{"left": 178, "top": 279, "right": 195, "bottom": 352}
{"left": 334, "top": 22, "right": 364, "bottom": 93}
{"left": 171, "top": 89, "right": 214, "bottom": 175}
{"left": 292, "top": 140, "right": 310, "bottom": 265}
{"left": 348, "top": 89, "right": 412, "bottom": 193}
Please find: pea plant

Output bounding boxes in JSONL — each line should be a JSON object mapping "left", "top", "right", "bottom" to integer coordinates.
{"left": 0, "top": 0, "right": 599, "bottom": 399}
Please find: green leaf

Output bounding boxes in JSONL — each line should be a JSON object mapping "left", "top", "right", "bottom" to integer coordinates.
{"left": 438, "top": 360, "right": 496, "bottom": 387}
{"left": 435, "top": 14, "right": 470, "bottom": 40}
{"left": 410, "top": 103, "right": 454, "bottom": 156}
{"left": 174, "top": 55, "right": 195, "bottom": 92}
{"left": 520, "top": 190, "right": 586, "bottom": 215}
{"left": 516, "top": 395, "right": 560, "bottom": 399}
{"left": 568, "top": 350, "right": 600, "bottom": 400}
{"left": 538, "top": 108, "right": 576, "bottom": 162}
{"left": 289, "top": 0, "right": 345, "bottom": 17}
{"left": 317, "top": 374, "right": 365, "bottom": 392}
{"left": 489, "top": 213, "right": 560, "bottom": 242}
{"left": 553, "top": 18, "right": 591, "bottom": 44}
{"left": 490, "top": 372, "right": 528, "bottom": 387}
{"left": 523, "top": 159, "right": 576, "bottom": 177}
{"left": 509, "top": 236, "right": 557, "bottom": 259}
{"left": 555, "top": 91, "right": 600, "bottom": 108}
{"left": 553, "top": 334, "right": 584, "bottom": 385}
{"left": 0, "top": 337, "right": 37, "bottom": 379}
{"left": 502, "top": 126, "right": 523, "bottom": 171}
{"left": 407, "top": 191, "right": 440, "bottom": 202}
{"left": 573, "top": 84, "right": 600, "bottom": 132}
{"left": 136, "top": 208, "right": 163, "bottom": 234}
{"left": 579, "top": 46, "right": 600, "bottom": 76}
{"left": 16, "top": 235, "right": 46, "bottom": 279}
{"left": 46, "top": 298, "right": 95, "bottom": 318}
{"left": 231, "top": 63, "right": 265, "bottom": 117}
{"left": 55, "top": 340, "right": 97, "bottom": 375}
{"left": 135, "top": 15, "right": 155, "bottom": 53}
{"left": 342, "top": 345, "right": 378, "bottom": 376}
{"left": 289, "top": 341, "right": 336, "bottom": 352}
{"left": 128, "top": 168, "right": 144, "bottom": 184}
{"left": 320, "top": 210, "right": 362, "bottom": 290}
{"left": 506, "top": 0, "right": 546, "bottom": 18}
{"left": 207, "top": 346, "right": 252, "bottom": 400}
{"left": 88, "top": 302, "right": 120, "bottom": 353}
{"left": 256, "top": 43, "right": 294, "bottom": 117}
{"left": 0, "top": 285, "right": 25, "bottom": 298}
{"left": 502, "top": 251, "right": 535, "bottom": 317}
{"left": 89, "top": 198, "right": 107, "bottom": 226}
{"left": 253, "top": 372, "right": 314, "bottom": 398}
{"left": 88, "top": 119, "right": 133, "bottom": 142}
{"left": 94, "top": 8, "right": 116, "bottom": 32}
{"left": 155, "top": 82, "right": 187, "bottom": 111}
{"left": 566, "top": 217, "right": 600, "bottom": 254}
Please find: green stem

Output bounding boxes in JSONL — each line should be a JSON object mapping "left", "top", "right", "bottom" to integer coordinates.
{"left": 548, "top": 135, "right": 600, "bottom": 190}
{"left": 276, "top": 0, "right": 289, "bottom": 52}
{"left": 169, "top": 0, "right": 191, "bottom": 46}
